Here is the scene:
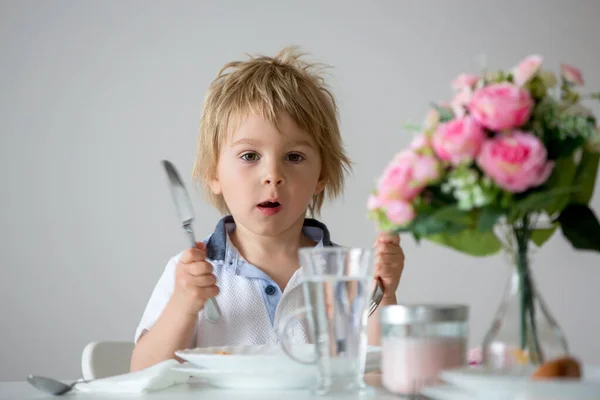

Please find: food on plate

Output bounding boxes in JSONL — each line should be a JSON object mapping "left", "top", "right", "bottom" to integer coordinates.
{"left": 215, "top": 351, "right": 232, "bottom": 355}
{"left": 531, "top": 356, "right": 582, "bottom": 380}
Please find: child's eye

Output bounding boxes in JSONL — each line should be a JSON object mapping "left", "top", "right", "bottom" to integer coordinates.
{"left": 241, "top": 152, "right": 260, "bottom": 162}
{"left": 286, "top": 153, "right": 305, "bottom": 162}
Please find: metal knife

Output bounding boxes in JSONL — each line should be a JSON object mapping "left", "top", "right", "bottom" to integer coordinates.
{"left": 162, "top": 160, "right": 222, "bottom": 323}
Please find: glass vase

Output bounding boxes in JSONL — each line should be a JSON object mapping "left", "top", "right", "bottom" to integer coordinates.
{"left": 481, "top": 224, "right": 569, "bottom": 369}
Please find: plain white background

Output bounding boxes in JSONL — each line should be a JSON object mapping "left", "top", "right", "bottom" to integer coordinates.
{"left": 1, "top": 0, "right": 599, "bottom": 381}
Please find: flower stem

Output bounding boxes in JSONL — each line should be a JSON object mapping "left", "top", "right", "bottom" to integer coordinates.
{"left": 513, "top": 216, "right": 544, "bottom": 364}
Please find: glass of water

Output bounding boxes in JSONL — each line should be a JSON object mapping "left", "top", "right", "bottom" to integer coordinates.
{"left": 277, "top": 247, "right": 376, "bottom": 397}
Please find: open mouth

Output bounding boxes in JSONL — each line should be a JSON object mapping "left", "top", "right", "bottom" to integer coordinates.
{"left": 257, "top": 201, "right": 281, "bottom": 208}
{"left": 257, "top": 200, "right": 282, "bottom": 216}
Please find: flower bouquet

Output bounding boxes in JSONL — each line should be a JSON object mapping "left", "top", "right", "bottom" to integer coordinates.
{"left": 368, "top": 55, "right": 600, "bottom": 368}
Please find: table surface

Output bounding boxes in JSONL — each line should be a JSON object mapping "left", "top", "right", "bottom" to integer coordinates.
{"left": 0, "top": 374, "right": 406, "bottom": 400}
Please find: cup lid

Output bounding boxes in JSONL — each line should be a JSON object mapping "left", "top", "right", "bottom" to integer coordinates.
{"left": 379, "top": 304, "right": 469, "bottom": 325}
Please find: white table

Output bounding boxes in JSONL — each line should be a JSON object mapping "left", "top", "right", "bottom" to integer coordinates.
{"left": 0, "top": 375, "right": 403, "bottom": 400}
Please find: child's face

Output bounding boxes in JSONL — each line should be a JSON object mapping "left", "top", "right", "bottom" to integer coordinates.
{"left": 210, "top": 112, "right": 325, "bottom": 236}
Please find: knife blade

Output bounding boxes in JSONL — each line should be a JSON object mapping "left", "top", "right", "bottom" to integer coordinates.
{"left": 162, "top": 160, "right": 222, "bottom": 323}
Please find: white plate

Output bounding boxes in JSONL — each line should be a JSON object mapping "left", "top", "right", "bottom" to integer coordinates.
{"left": 420, "top": 385, "right": 478, "bottom": 400}
{"left": 175, "top": 344, "right": 381, "bottom": 373}
{"left": 172, "top": 365, "right": 315, "bottom": 390}
{"left": 440, "top": 364, "right": 600, "bottom": 399}
{"left": 172, "top": 344, "right": 381, "bottom": 390}
{"left": 173, "top": 361, "right": 380, "bottom": 391}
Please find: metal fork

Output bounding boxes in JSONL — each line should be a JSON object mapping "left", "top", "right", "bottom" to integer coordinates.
{"left": 368, "top": 278, "right": 385, "bottom": 317}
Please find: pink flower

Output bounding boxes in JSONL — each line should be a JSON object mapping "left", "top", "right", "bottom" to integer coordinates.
{"left": 450, "top": 89, "right": 472, "bottom": 118}
{"left": 432, "top": 117, "right": 485, "bottom": 165}
{"left": 468, "top": 347, "right": 483, "bottom": 366}
{"left": 367, "top": 194, "right": 383, "bottom": 210}
{"left": 385, "top": 200, "right": 415, "bottom": 226}
{"left": 469, "top": 83, "right": 534, "bottom": 131}
{"left": 412, "top": 153, "right": 441, "bottom": 184}
{"left": 512, "top": 54, "right": 543, "bottom": 87}
{"left": 560, "top": 64, "right": 584, "bottom": 86}
{"left": 377, "top": 150, "right": 441, "bottom": 202}
{"left": 409, "top": 134, "right": 430, "bottom": 151}
{"left": 452, "top": 73, "right": 479, "bottom": 91}
{"left": 476, "top": 131, "right": 554, "bottom": 193}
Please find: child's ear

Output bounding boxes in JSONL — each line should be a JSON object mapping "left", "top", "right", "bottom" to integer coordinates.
{"left": 314, "top": 178, "right": 326, "bottom": 195}
{"left": 209, "top": 177, "right": 222, "bottom": 195}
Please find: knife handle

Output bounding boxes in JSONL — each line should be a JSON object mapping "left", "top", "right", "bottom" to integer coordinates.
{"left": 183, "top": 224, "right": 222, "bottom": 323}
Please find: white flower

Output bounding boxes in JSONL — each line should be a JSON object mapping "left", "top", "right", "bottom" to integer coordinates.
{"left": 562, "top": 103, "right": 593, "bottom": 117}
{"left": 465, "top": 170, "right": 478, "bottom": 185}
{"left": 473, "top": 192, "right": 492, "bottom": 208}
{"left": 455, "top": 190, "right": 474, "bottom": 210}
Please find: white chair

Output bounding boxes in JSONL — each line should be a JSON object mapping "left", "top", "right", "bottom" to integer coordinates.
{"left": 81, "top": 341, "right": 135, "bottom": 380}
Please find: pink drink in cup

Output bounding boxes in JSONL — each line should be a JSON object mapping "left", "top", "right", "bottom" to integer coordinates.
{"left": 379, "top": 304, "right": 469, "bottom": 395}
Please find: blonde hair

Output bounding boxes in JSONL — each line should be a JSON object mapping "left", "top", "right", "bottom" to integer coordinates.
{"left": 192, "top": 46, "right": 352, "bottom": 216}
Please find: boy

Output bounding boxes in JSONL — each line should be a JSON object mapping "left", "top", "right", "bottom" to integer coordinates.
{"left": 130, "top": 47, "right": 405, "bottom": 372}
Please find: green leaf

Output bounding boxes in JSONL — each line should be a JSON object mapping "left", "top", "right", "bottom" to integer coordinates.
{"left": 556, "top": 203, "right": 600, "bottom": 252}
{"left": 531, "top": 225, "right": 558, "bottom": 247}
{"left": 431, "top": 205, "right": 474, "bottom": 226}
{"left": 525, "top": 75, "right": 548, "bottom": 100}
{"left": 529, "top": 97, "right": 596, "bottom": 158}
{"left": 425, "top": 186, "right": 458, "bottom": 208}
{"left": 543, "top": 156, "right": 577, "bottom": 215}
{"left": 403, "top": 123, "right": 423, "bottom": 133}
{"left": 407, "top": 205, "right": 474, "bottom": 238}
{"left": 478, "top": 206, "right": 506, "bottom": 232}
{"left": 426, "top": 229, "right": 503, "bottom": 257}
{"left": 431, "top": 103, "right": 454, "bottom": 122}
{"left": 511, "top": 187, "right": 582, "bottom": 220}
{"left": 571, "top": 149, "right": 599, "bottom": 205}
{"left": 412, "top": 232, "right": 422, "bottom": 243}
{"left": 412, "top": 215, "right": 466, "bottom": 237}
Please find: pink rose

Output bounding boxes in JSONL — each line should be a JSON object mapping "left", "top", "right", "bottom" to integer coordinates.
{"left": 377, "top": 150, "right": 441, "bottom": 202}
{"left": 409, "top": 134, "right": 430, "bottom": 151}
{"left": 385, "top": 200, "right": 415, "bottom": 226}
{"left": 367, "top": 194, "right": 383, "bottom": 211}
{"left": 476, "top": 131, "right": 554, "bottom": 193}
{"left": 512, "top": 54, "right": 543, "bottom": 87}
{"left": 560, "top": 64, "right": 584, "bottom": 86}
{"left": 411, "top": 153, "right": 441, "bottom": 184}
{"left": 432, "top": 117, "right": 485, "bottom": 165}
{"left": 469, "top": 83, "right": 534, "bottom": 131}
{"left": 452, "top": 73, "right": 479, "bottom": 91}
{"left": 450, "top": 89, "right": 472, "bottom": 118}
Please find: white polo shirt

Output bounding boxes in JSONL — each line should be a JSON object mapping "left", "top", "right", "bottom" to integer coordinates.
{"left": 134, "top": 215, "right": 335, "bottom": 347}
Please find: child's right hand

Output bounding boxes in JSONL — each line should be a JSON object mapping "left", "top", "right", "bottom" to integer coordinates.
{"left": 172, "top": 242, "right": 219, "bottom": 317}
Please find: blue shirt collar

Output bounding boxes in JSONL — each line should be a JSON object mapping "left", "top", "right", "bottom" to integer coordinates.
{"left": 205, "top": 215, "right": 334, "bottom": 262}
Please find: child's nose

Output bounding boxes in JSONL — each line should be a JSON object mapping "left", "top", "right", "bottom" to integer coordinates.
{"left": 262, "top": 167, "right": 285, "bottom": 186}
{"left": 262, "top": 174, "right": 285, "bottom": 186}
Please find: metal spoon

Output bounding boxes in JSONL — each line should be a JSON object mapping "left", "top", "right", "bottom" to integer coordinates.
{"left": 27, "top": 375, "right": 88, "bottom": 396}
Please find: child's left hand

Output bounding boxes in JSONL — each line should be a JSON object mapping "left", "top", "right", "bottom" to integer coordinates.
{"left": 373, "top": 232, "right": 405, "bottom": 302}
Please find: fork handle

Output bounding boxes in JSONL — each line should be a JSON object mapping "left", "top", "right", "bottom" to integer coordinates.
{"left": 183, "top": 224, "right": 222, "bottom": 323}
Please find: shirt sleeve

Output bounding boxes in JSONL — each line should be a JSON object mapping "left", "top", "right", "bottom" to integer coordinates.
{"left": 133, "top": 253, "right": 182, "bottom": 344}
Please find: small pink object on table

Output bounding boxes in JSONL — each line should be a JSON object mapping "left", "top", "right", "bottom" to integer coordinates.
{"left": 468, "top": 346, "right": 483, "bottom": 366}
{"left": 379, "top": 304, "right": 469, "bottom": 396}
